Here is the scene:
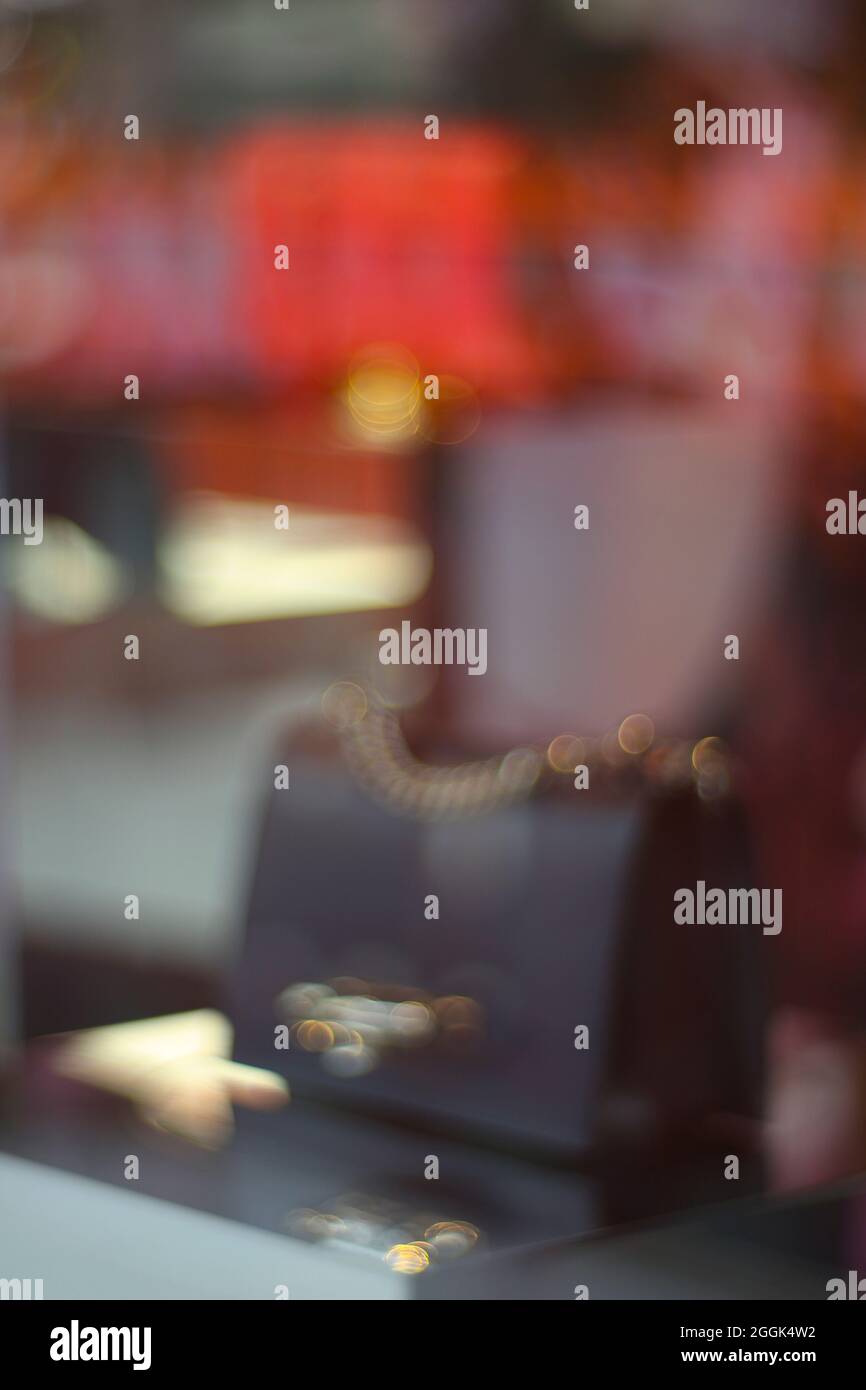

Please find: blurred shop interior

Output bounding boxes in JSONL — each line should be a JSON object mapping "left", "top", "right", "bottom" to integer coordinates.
{"left": 2, "top": 0, "right": 866, "bottom": 1296}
